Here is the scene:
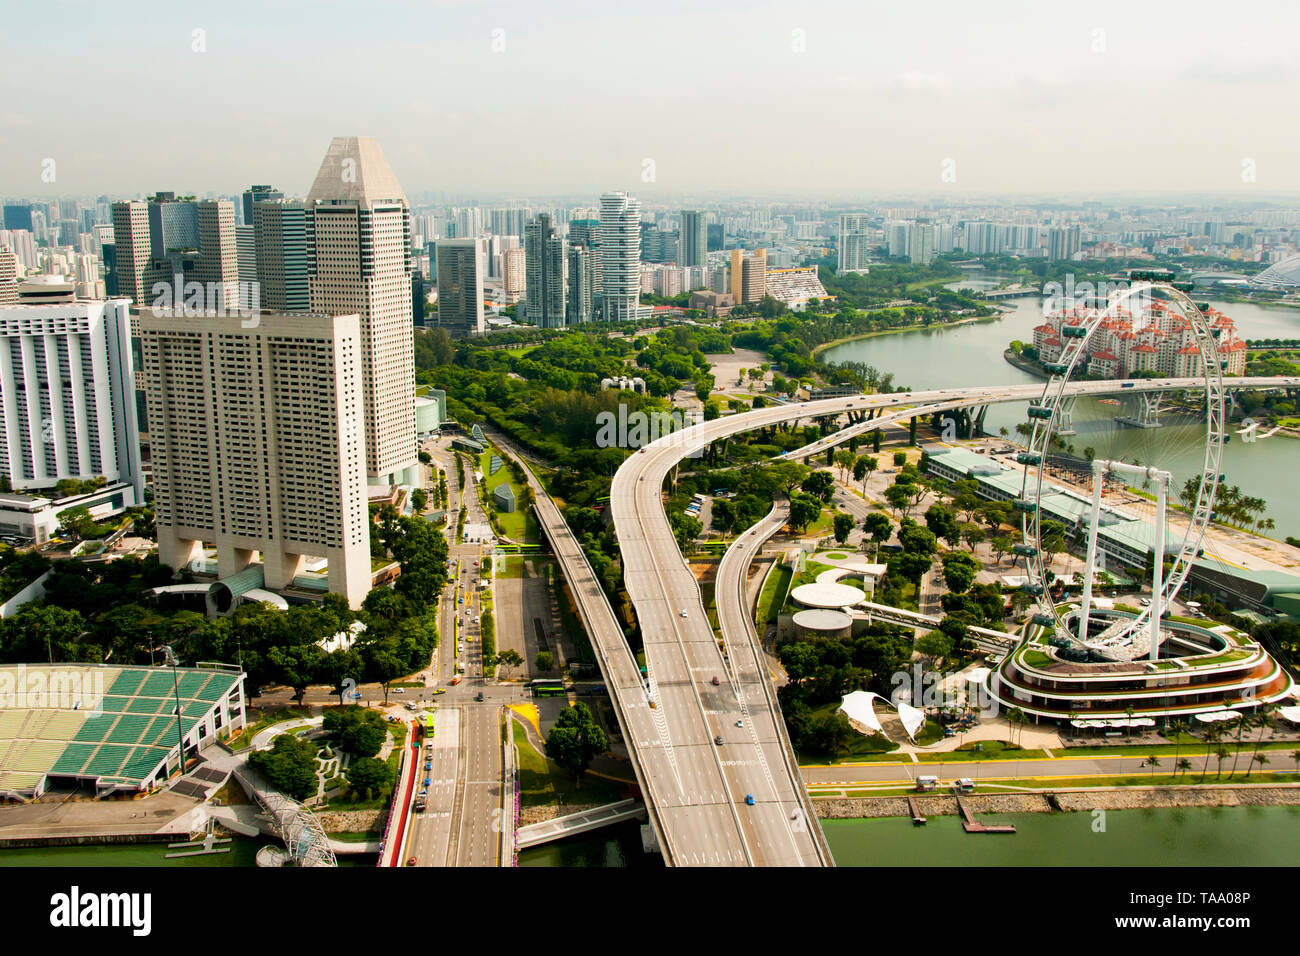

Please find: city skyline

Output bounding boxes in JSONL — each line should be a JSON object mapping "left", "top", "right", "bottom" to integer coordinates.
{"left": 4, "top": 1, "right": 1300, "bottom": 198}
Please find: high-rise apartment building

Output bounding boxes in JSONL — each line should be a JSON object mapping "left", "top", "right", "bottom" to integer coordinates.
{"left": 253, "top": 200, "right": 309, "bottom": 311}
{"left": 436, "top": 238, "right": 486, "bottom": 338}
{"left": 140, "top": 309, "right": 370, "bottom": 608}
{"left": 568, "top": 218, "right": 602, "bottom": 297}
{"left": 524, "top": 213, "right": 565, "bottom": 328}
{"left": 305, "top": 136, "right": 416, "bottom": 486}
{"left": 0, "top": 249, "right": 17, "bottom": 305}
{"left": 679, "top": 210, "right": 707, "bottom": 269}
{"left": 906, "top": 223, "right": 935, "bottom": 265}
{"left": 730, "top": 249, "right": 767, "bottom": 303}
{"left": 489, "top": 208, "right": 529, "bottom": 239}
{"left": 1048, "top": 225, "right": 1082, "bottom": 262}
{"left": 838, "top": 213, "right": 872, "bottom": 273}
{"left": 599, "top": 192, "right": 641, "bottom": 322}
{"left": 502, "top": 247, "right": 526, "bottom": 303}
{"left": 110, "top": 194, "right": 239, "bottom": 310}
{"left": 0, "top": 280, "right": 142, "bottom": 497}
{"left": 566, "top": 244, "right": 594, "bottom": 325}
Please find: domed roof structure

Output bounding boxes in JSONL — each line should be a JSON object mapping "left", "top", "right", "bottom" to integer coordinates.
{"left": 1253, "top": 254, "right": 1300, "bottom": 289}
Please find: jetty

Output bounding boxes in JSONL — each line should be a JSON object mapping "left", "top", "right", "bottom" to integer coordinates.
{"left": 957, "top": 797, "right": 1016, "bottom": 834}
{"left": 906, "top": 796, "right": 927, "bottom": 825}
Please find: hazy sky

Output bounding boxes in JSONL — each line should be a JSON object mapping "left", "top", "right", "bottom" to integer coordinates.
{"left": 5, "top": 0, "right": 1299, "bottom": 200}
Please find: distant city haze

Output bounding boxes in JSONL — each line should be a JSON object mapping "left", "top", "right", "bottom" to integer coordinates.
{"left": 4, "top": 0, "right": 1299, "bottom": 198}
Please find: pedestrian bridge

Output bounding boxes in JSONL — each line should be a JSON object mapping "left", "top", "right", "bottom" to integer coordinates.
{"left": 515, "top": 799, "right": 647, "bottom": 849}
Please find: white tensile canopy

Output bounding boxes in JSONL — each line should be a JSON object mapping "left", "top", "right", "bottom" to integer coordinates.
{"left": 1277, "top": 706, "right": 1300, "bottom": 725}
{"left": 896, "top": 701, "right": 926, "bottom": 739}
{"left": 1069, "top": 717, "right": 1158, "bottom": 728}
{"left": 838, "top": 691, "right": 886, "bottom": 735}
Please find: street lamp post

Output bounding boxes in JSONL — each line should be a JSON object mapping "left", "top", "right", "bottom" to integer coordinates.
{"left": 161, "top": 646, "right": 187, "bottom": 777}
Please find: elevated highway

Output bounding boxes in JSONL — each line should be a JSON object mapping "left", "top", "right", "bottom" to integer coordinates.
{"left": 714, "top": 502, "right": 834, "bottom": 862}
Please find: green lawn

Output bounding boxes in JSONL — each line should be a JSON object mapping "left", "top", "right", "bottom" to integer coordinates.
{"left": 796, "top": 508, "right": 840, "bottom": 539}
{"left": 225, "top": 706, "right": 312, "bottom": 751}
{"left": 755, "top": 562, "right": 792, "bottom": 627}
{"left": 513, "top": 721, "right": 628, "bottom": 808}
{"left": 1020, "top": 649, "right": 1055, "bottom": 668}
{"left": 791, "top": 559, "right": 837, "bottom": 590}
{"left": 477, "top": 445, "right": 538, "bottom": 543}
{"left": 916, "top": 744, "right": 1047, "bottom": 762}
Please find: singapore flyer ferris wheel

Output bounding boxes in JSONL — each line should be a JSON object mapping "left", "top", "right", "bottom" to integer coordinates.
{"left": 1015, "top": 282, "right": 1227, "bottom": 662}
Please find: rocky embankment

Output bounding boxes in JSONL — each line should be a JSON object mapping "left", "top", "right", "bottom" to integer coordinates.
{"left": 813, "top": 786, "right": 1300, "bottom": 819}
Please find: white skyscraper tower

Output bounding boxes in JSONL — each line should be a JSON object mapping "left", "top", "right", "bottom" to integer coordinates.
{"left": 599, "top": 192, "right": 641, "bottom": 322}
{"left": 306, "top": 136, "right": 417, "bottom": 486}
{"left": 838, "top": 213, "right": 872, "bottom": 274}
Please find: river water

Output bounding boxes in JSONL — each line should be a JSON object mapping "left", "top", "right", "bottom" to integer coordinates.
{"left": 821, "top": 297, "right": 1300, "bottom": 537}
{"left": 822, "top": 805, "right": 1300, "bottom": 866}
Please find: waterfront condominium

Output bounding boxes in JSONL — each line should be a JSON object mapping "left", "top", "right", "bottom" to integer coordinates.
{"left": 0, "top": 278, "right": 142, "bottom": 498}
{"left": 838, "top": 213, "right": 872, "bottom": 273}
{"left": 305, "top": 136, "right": 417, "bottom": 486}
{"left": 598, "top": 192, "right": 641, "bottom": 322}
{"left": 523, "top": 213, "right": 566, "bottom": 328}
{"left": 678, "top": 210, "right": 707, "bottom": 269}
{"left": 436, "top": 238, "right": 486, "bottom": 338}
{"left": 139, "top": 309, "right": 371, "bottom": 609}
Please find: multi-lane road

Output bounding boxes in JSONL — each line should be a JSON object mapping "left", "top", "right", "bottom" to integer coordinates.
{"left": 714, "top": 502, "right": 834, "bottom": 861}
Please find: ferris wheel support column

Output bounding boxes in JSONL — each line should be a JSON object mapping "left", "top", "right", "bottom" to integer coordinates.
{"left": 1151, "top": 476, "right": 1168, "bottom": 663}
{"left": 1077, "top": 460, "right": 1107, "bottom": 643}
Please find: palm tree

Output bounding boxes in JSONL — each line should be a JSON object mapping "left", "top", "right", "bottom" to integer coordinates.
{"left": 1254, "top": 753, "right": 1270, "bottom": 779}
{"left": 1292, "top": 749, "right": 1300, "bottom": 773}
{"left": 1006, "top": 707, "right": 1026, "bottom": 747}
{"left": 1215, "top": 746, "right": 1230, "bottom": 779}
{"left": 1177, "top": 758, "right": 1192, "bottom": 778}
{"left": 1168, "top": 719, "right": 1186, "bottom": 779}
{"left": 1124, "top": 705, "right": 1137, "bottom": 740}
{"left": 1147, "top": 755, "right": 1160, "bottom": 780}
{"left": 1200, "top": 725, "right": 1221, "bottom": 783}
{"left": 1248, "top": 705, "right": 1276, "bottom": 772}
{"left": 1227, "top": 714, "right": 1250, "bottom": 779}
